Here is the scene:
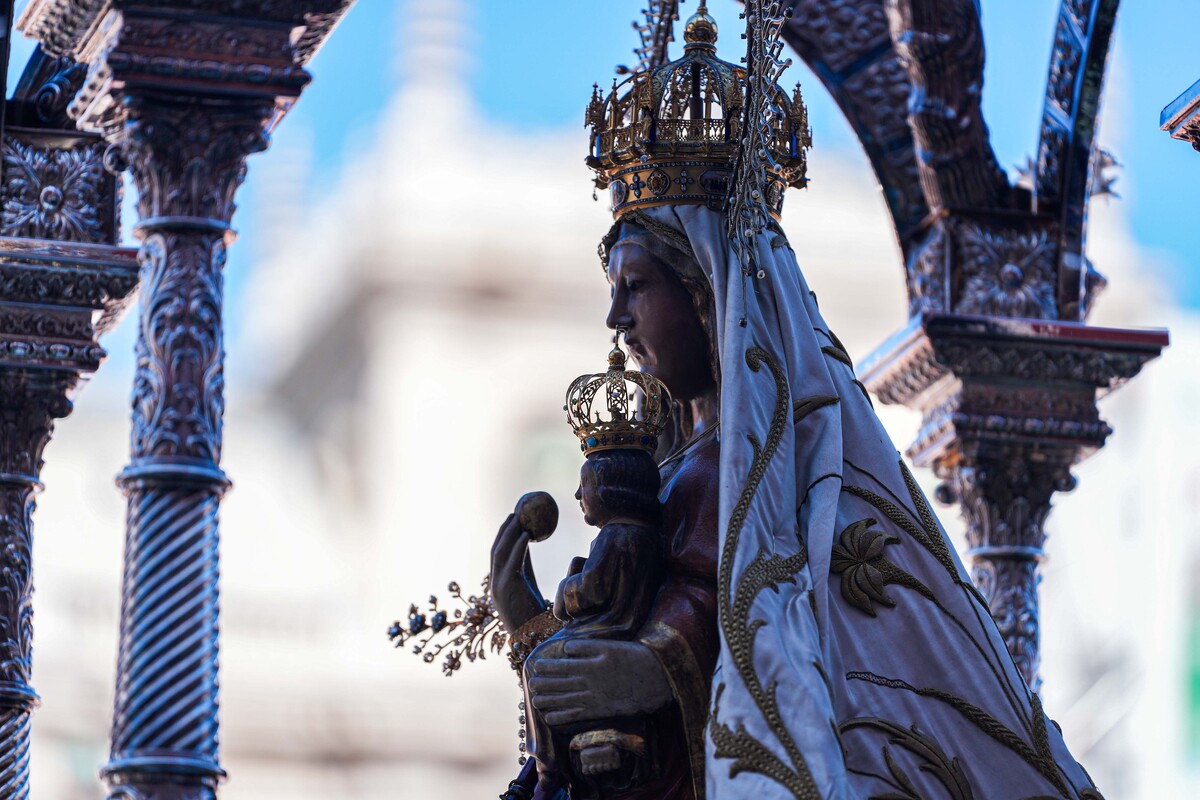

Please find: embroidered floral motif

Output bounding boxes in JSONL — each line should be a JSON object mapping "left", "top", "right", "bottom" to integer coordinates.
{"left": 835, "top": 459, "right": 1101, "bottom": 798}
{"left": 846, "top": 672, "right": 1071, "bottom": 796}
{"left": 844, "top": 459, "right": 961, "bottom": 583}
{"left": 830, "top": 518, "right": 934, "bottom": 617}
{"left": 840, "top": 717, "right": 974, "bottom": 800}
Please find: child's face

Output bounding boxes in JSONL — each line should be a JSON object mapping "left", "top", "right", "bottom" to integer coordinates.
{"left": 575, "top": 463, "right": 609, "bottom": 527}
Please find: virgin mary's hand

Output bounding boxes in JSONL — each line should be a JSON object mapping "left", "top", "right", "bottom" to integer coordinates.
{"left": 490, "top": 513, "right": 546, "bottom": 633}
{"left": 525, "top": 638, "right": 673, "bottom": 728}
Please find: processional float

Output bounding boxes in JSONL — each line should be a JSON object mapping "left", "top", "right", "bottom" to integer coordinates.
{"left": 393, "top": 0, "right": 1168, "bottom": 703}
{"left": 392, "top": 2, "right": 1164, "bottom": 799}
{"left": 0, "top": 0, "right": 1174, "bottom": 798}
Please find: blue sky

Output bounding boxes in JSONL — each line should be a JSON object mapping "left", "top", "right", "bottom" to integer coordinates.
{"left": 10, "top": 1, "right": 1199, "bottom": 311}
{"left": 280, "top": 0, "right": 1199, "bottom": 306}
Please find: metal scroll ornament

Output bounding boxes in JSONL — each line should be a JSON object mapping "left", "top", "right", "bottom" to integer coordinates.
{"left": 389, "top": 492, "right": 559, "bottom": 676}
{"left": 728, "top": 0, "right": 804, "bottom": 278}
{"left": 629, "top": 0, "right": 680, "bottom": 75}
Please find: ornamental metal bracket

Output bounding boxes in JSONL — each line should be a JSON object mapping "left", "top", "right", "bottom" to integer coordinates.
{"left": 1161, "top": 79, "right": 1200, "bottom": 153}
{"left": 860, "top": 313, "right": 1168, "bottom": 687}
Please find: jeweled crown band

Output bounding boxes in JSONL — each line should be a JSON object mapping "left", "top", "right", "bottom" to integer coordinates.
{"left": 608, "top": 161, "right": 788, "bottom": 220}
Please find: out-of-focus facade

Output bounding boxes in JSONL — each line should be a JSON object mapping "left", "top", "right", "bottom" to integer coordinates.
{"left": 20, "top": 2, "right": 1199, "bottom": 799}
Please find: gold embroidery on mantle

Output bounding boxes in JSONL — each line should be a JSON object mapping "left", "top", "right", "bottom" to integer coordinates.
{"left": 709, "top": 346, "right": 822, "bottom": 798}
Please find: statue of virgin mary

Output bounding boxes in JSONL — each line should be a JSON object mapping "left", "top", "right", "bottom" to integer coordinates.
{"left": 490, "top": 4, "right": 1106, "bottom": 798}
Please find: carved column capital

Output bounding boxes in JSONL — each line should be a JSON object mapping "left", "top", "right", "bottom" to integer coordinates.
{"left": 0, "top": 370, "right": 74, "bottom": 481}
{"left": 862, "top": 312, "right": 1168, "bottom": 686}
{"left": 109, "top": 98, "right": 274, "bottom": 229}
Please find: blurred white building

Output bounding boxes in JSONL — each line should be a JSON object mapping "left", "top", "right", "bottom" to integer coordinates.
{"left": 19, "top": 1, "right": 1199, "bottom": 798}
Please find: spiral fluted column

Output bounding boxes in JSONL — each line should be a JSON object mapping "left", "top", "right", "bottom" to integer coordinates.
{"left": 99, "top": 100, "right": 273, "bottom": 799}
{"left": 0, "top": 374, "right": 71, "bottom": 799}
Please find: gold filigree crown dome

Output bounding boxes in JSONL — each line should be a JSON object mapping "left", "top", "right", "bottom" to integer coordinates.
{"left": 585, "top": 0, "right": 811, "bottom": 219}
{"left": 565, "top": 343, "right": 671, "bottom": 457}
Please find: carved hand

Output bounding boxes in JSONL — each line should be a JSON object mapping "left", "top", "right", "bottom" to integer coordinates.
{"left": 490, "top": 513, "right": 546, "bottom": 633}
{"left": 525, "top": 638, "right": 673, "bottom": 727}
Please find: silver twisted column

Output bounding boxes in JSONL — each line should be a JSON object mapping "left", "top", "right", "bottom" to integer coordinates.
{"left": 0, "top": 471, "right": 39, "bottom": 799}
{"left": 0, "top": 375, "right": 70, "bottom": 799}
{"left": 0, "top": 118, "right": 136, "bottom": 795}
{"left": 943, "top": 444, "right": 1080, "bottom": 688}
{"left": 101, "top": 100, "right": 269, "bottom": 800}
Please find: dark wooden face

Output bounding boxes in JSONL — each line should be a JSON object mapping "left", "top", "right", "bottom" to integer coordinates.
{"left": 575, "top": 461, "right": 607, "bottom": 527}
{"left": 604, "top": 242, "right": 714, "bottom": 403}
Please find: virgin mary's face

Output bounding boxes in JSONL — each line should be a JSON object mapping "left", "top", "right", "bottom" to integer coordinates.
{"left": 605, "top": 242, "right": 714, "bottom": 402}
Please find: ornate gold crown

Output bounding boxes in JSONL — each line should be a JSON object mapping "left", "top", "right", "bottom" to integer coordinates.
{"left": 585, "top": 0, "right": 811, "bottom": 220}
{"left": 565, "top": 343, "right": 671, "bottom": 456}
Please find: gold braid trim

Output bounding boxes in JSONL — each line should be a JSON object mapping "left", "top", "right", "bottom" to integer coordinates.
{"left": 507, "top": 609, "right": 564, "bottom": 671}
{"left": 709, "top": 347, "right": 822, "bottom": 799}
{"left": 621, "top": 210, "right": 695, "bottom": 259}
{"left": 598, "top": 210, "right": 695, "bottom": 270}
